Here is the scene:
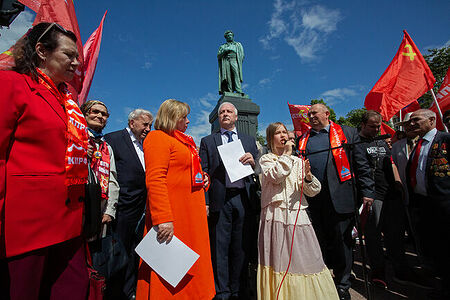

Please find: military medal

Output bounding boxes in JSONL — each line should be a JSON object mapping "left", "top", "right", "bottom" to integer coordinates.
{"left": 439, "top": 173, "right": 445, "bottom": 177}
{"left": 94, "top": 150, "right": 102, "bottom": 159}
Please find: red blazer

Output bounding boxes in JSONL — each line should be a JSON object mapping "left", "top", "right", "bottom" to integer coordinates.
{"left": 0, "top": 70, "right": 84, "bottom": 258}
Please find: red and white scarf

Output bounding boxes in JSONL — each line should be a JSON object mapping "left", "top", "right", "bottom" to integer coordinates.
{"left": 172, "top": 130, "right": 206, "bottom": 190}
{"left": 90, "top": 139, "right": 111, "bottom": 199}
{"left": 298, "top": 121, "right": 352, "bottom": 182}
{"left": 37, "top": 68, "right": 89, "bottom": 186}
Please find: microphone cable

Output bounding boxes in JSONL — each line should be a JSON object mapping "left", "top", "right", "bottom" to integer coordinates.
{"left": 276, "top": 156, "right": 306, "bottom": 300}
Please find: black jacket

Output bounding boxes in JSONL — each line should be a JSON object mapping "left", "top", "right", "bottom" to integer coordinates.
{"left": 199, "top": 131, "right": 259, "bottom": 213}
{"left": 104, "top": 129, "right": 147, "bottom": 216}
{"left": 353, "top": 136, "right": 394, "bottom": 201}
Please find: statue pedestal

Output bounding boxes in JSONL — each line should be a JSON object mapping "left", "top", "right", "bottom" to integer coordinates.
{"left": 209, "top": 93, "right": 260, "bottom": 138}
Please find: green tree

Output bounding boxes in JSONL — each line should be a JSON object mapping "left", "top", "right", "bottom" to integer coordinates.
{"left": 310, "top": 99, "right": 337, "bottom": 122}
{"left": 256, "top": 130, "right": 266, "bottom": 146}
{"left": 336, "top": 108, "right": 367, "bottom": 128}
{"left": 418, "top": 45, "right": 450, "bottom": 108}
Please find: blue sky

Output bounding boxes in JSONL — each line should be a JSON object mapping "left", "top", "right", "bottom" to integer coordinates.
{"left": 1, "top": 0, "right": 449, "bottom": 144}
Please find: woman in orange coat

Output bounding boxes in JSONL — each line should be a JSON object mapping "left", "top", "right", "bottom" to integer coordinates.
{"left": 136, "top": 99, "right": 215, "bottom": 299}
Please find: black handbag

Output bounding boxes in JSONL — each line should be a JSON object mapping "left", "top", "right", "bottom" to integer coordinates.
{"left": 91, "top": 226, "right": 128, "bottom": 280}
{"left": 84, "top": 166, "right": 102, "bottom": 239}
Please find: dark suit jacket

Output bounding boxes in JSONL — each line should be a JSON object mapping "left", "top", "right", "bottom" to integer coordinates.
{"left": 306, "top": 125, "right": 360, "bottom": 214}
{"left": 105, "top": 129, "right": 147, "bottom": 216}
{"left": 199, "top": 131, "right": 258, "bottom": 213}
{"left": 407, "top": 130, "right": 450, "bottom": 214}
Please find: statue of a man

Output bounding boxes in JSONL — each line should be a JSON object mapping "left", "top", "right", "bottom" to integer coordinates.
{"left": 218, "top": 30, "right": 244, "bottom": 95}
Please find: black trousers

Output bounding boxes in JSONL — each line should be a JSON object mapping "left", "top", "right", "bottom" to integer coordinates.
{"left": 209, "top": 189, "right": 251, "bottom": 300}
{"left": 308, "top": 189, "right": 354, "bottom": 291}
{"left": 411, "top": 193, "right": 450, "bottom": 290}
{"left": 106, "top": 209, "right": 145, "bottom": 300}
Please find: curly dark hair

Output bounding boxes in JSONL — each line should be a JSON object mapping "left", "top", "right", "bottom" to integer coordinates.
{"left": 12, "top": 22, "right": 77, "bottom": 82}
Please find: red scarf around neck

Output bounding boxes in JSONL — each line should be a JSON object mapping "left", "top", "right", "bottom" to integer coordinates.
{"left": 172, "top": 130, "right": 205, "bottom": 189}
{"left": 37, "top": 68, "right": 89, "bottom": 186}
{"left": 90, "top": 138, "right": 111, "bottom": 199}
{"left": 298, "top": 121, "right": 352, "bottom": 182}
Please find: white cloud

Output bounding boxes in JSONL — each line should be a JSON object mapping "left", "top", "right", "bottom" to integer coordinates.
{"left": 320, "top": 87, "right": 358, "bottom": 105}
{"left": 0, "top": 10, "right": 35, "bottom": 53}
{"left": 260, "top": 1, "right": 342, "bottom": 62}
{"left": 188, "top": 110, "right": 211, "bottom": 145}
{"left": 186, "top": 92, "right": 218, "bottom": 145}
{"left": 259, "top": 78, "right": 271, "bottom": 86}
{"left": 142, "top": 61, "right": 152, "bottom": 69}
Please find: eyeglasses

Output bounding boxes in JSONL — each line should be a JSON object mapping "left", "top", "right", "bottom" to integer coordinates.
{"left": 89, "top": 108, "right": 109, "bottom": 117}
{"left": 36, "top": 23, "right": 68, "bottom": 44}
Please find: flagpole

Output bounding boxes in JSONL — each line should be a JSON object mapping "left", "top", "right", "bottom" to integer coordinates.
{"left": 399, "top": 110, "right": 403, "bottom": 131}
{"left": 430, "top": 89, "right": 449, "bottom": 133}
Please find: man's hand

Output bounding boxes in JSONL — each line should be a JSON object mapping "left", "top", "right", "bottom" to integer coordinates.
{"left": 102, "top": 214, "right": 113, "bottom": 224}
{"left": 206, "top": 205, "right": 209, "bottom": 217}
{"left": 239, "top": 152, "right": 255, "bottom": 168}
{"left": 157, "top": 222, "right": 174, "bottom": 243}
{"left": 363, "top": 197, "right": 374, "bottom": 207}
{"left": 203, "top": 172, "right": 209, "bottom": 189}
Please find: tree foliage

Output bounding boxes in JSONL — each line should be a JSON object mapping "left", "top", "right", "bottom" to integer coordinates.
{"left": 310, "top": 99, "right": 337, "bottom": 122}
{"left": 337, "top": 108, "right": 367, "bottom": 128}
{"left": 418, "top": 45, "right": 450, "bottom": 108}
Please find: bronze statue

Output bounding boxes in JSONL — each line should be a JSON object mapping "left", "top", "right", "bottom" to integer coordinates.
{"left": 218, "top": 30, "right": 244, "bottom": 95}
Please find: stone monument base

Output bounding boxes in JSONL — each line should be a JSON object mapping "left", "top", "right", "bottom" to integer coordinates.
{"left": 209, "top": 93, "right": 260, "bottom": 138}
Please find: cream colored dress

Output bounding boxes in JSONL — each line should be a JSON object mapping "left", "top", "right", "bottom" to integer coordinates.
{"left": 257, "top": 153, "right": 338, "bottom": 300}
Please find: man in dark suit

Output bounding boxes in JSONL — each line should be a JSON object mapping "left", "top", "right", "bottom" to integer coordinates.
{"left": 104, "top": 109, "right": 153, "bottom": 300}
{"left": 199, "top": 102, "right": 258, "bottom": 300}
{"left": 298, "top": 103, "right": 368, "bottom": 300}
{"left": 407, "top": 109, "right": 450, "bottom": 297}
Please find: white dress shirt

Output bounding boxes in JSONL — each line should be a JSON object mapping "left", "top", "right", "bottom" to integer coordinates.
{"left": 414, "top": 128, "right": 437, "bottom": 196}
{"left": 126, "top": 127, "right": 146, "bottom": 171}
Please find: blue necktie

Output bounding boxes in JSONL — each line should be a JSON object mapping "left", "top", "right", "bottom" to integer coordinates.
{"left": 225, "top": 131, "right": 233, "bottom": 143}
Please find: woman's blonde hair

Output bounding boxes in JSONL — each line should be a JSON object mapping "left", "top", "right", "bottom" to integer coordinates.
{"left": 154, "top": 99, "right": 190, "bottom": 133}
{"left": 266, "top": 122, "right": 287, "bottom": 151}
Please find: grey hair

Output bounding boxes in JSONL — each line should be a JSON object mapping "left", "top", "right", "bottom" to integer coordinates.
{"left": 128, "top": 108, "right": 153, "bottom": 124}
{"left": 218, "top": 102, "right": 238, "bottom": 115}
{"left": 415, "top": 109, "right": 436, "bottom": 119}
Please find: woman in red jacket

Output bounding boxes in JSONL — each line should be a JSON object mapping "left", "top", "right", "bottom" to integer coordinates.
{"left": 0, "top": 23, "right": 89, "bottom": 299}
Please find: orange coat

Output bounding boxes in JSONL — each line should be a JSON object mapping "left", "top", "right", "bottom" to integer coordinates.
{"left": 137, "top": 130, "right": 215, "bottom": 300}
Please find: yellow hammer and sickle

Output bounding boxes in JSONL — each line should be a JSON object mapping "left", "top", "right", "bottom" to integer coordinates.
{"left": 402, "top": 44, "right": 416, "bottom": 61}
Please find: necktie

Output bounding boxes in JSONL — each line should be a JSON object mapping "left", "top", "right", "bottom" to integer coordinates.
{"left": 409, "top": 138, "right": 424, "bottom": 188}
{"left": 225, "top": 131, "right": 233, "bottom": 143}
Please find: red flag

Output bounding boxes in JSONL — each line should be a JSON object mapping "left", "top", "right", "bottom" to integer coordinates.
{"left": 365, "top": 30, "right": 436, "bottom": 121}
{"left": 430, "top": 66, "right": 450, "bottom": 130}
{"left": 34, "top": 0, "right": 84, "bottom": 94}
{"left": 0, "top": 0, "right": 84, "bottom": 95}
{"left": 78, "top": 11, "right": 107, "bottom": 105}
{"left": 401, "top": 100, "right": 421, "bottom": 115}
{"left": 381, "top": 122, "right": 395, "bottom": 136}
{"left": 288, "top": 103, "right": 311, "bottom": 136}
{"left": 18, "top": 0, "right": 41, "bottom": 12}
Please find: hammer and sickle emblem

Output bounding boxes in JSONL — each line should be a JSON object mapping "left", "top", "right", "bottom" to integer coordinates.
{"left": 402, "top": 44, "right": 416, "bottom": 61}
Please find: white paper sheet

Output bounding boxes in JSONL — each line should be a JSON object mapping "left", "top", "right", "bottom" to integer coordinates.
{"left": 135, "top": 226, "right": 200, "bottom": 288}
{"left": 217, "top": 139, "right": 254, "bottom": 182}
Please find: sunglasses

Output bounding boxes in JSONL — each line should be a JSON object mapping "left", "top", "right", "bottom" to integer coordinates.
{"left": 89, "top": 108, "right": 110, "bottom": 117}
{"left": 36, "top": 23, "right": 68, "bottom": 44}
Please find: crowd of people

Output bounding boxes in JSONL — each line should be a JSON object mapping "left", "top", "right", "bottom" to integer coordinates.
{"left": 1, "top": 22, "right": 450, "bottom": 300}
